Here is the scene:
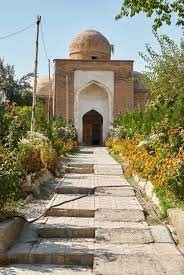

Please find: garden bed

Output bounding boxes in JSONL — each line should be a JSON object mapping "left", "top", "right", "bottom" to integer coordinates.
{"left": 107, "top": 138, "right": 184, "bottom": 218}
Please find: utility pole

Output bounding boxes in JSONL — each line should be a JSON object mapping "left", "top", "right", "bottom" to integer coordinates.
{"left": 47, "top": 58, "right": 52, "bottom": 120}
{"left": 31, "top": 15, "right": 41, "bottom": 132}
{"left": 66, "top": 74, "right": 69, "bottom": 125}
{"left": 52, "top": 61, "right": 56, "bottom": 118}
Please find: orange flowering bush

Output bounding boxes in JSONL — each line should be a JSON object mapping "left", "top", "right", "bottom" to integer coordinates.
{"left": 53, "top": 138, "right": 78, "bottom": 156}
{"left": 106, "top": 137, "right": 184, "bottom": 199}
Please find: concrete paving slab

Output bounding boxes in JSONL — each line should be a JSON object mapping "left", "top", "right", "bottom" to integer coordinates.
{"left": 0, "top": 265, "right": 93, "bottom": 275}
{"left": 94, "top": 164, "right": 122, "bottom": 175}
{"left": 8, "top": 239, "right": 95, "bottom": 266}
{"left": 46, "top": 193, "right": 143, "bottom": 218}
{"left": 95, "top": 186, "right": 135, "bottom": 197}
{"left": 95, "top": 208, "right": 145, "bottom": 222}
{"left": 150, "top": 225, "right": 173, "bottom": 243}
{"left": 96, "top": 227, "right": 153, "bottom": 244}
{"left": 7, "top": 242, "right": 35, "bottom": 264}
{"left": 55, "top": 174, "right": 130, "bottom": 192}
{"left": 94, "top": 254, "right": 184, "bottom": 275}
{"left": 34, "top": 217, "right": 95, "bottom": 238}
{"left": 34, "top": 217, "right": 148, "bottom": 239}
{"left": 94, "top": 242, "right": 182, "bottom": 256}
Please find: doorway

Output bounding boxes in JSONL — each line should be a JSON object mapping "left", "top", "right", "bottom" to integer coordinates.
{"left": 83, "top": 110, "right": 103, "bottom": 146}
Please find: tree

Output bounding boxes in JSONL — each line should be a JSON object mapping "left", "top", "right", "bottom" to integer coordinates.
{"left": 0, "top": 59, "right": 33, "bottom": 105}
{"left": 116, "top": 0, "right": 184, "bottom": 31}
{"left": 140, "top": 34, "right": 184, "bottom": 125}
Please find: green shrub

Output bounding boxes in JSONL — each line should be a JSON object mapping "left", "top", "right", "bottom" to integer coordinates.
{"left": 114, "top": 108, "right": 143, "bottom": 137}
{"left": 18, "top": 132, "right": 58, "bottom": 174}
{"left": 0, "top": 148, "right": 24, "bottom": 208}
{"left": 18, "top": 141, "right": 43, "bottom": 174}
{"left": 40, "top": 143, "right": 58, "bottom": 173}
{"left": 57, "top": 124, "right": 78, "bottom": 141}
{"left": 42, "top": 118, "right": 78, "bottom": 143}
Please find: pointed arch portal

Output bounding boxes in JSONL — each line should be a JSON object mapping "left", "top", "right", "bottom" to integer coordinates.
{"left": 83, "top": 110, "right": 103, "bottom": 146}
{"left": 74, "top": 71, "right": 114, "bottom": 144}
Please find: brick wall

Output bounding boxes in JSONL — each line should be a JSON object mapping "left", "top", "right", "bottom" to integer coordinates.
{"left": 134, "top": 91, "right": 150, "bottom": 111}
{"left": 53, "top": 59, "right": 134, "bottom": 120}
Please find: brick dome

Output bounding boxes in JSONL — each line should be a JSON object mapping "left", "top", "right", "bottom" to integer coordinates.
{"left": 69, "top": 29, "right": 111, "bottom": 60}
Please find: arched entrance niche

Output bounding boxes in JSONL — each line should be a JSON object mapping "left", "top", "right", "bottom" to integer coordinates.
{"left": 83, "top": 110, "right": 103, "bottom": 145}
{"left": 74, "top": 81, "right": 112, "bottom": 144}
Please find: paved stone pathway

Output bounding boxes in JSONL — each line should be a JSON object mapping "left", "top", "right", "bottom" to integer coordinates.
{"left": 1, "top": 147, "right": 184, "bottom": 274}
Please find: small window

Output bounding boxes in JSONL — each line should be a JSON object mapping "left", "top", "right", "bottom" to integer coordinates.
{"left": 92, "top": 56, "right": 97, "bottom": 60}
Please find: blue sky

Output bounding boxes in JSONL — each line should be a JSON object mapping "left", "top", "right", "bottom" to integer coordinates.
{"left": 0, "top": 0, "right": 182, "bottom": 78}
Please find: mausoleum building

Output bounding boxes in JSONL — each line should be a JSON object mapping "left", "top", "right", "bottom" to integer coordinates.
{"left": 37, "top": 29, "right": 149, "bottom": 145}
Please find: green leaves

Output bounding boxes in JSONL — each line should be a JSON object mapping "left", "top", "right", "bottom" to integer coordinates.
{"left": 116, "top": 0, "right": 184, "bottom": 31}
{"left": 140, "top": 34, "right": 184, "bottom": 111}
{"left": 0, "top": 59, "right": 33, "bottom": 106}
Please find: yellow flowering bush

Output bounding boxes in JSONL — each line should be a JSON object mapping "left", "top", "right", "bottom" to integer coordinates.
{"left": 53, "top": 139, "right": 78, "bottom": 156}
{"left": 40, "top": 142, "right": 58, "bottom": 173}
{"left": 106, "top": 137, "right": 184, "bottom": 199}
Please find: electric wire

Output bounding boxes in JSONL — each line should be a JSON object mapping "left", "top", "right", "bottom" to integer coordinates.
{"left": 2, "top": 169, "right": 184, "bottom": 257}
{"left": 40, "top": 22, "right": 49, "bottom": 60}
{"left": 4, "top": 183, "right": 184, "bottom": 257}
{"left": 40, "top": 22, "right": 52, "bottom": 119}
{"left": 0, "top": 22, "right": 35, "bottom": 40}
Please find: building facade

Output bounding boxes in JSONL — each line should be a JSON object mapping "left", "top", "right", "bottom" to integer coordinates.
{"left": 37, "top": 29, "right": 149, "bottom": 145}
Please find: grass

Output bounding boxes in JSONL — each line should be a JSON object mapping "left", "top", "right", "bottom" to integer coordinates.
{"left": 0, "top": 200, "right": 24, "bottom": 221}
{"left": 107, "top": 148, "right": 122, "bottom": 164}
{"left": 155, "top": 186, "right": 184, "bottom": 218}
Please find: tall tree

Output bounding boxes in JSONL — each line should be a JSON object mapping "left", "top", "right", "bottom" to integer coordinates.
{"left": 0, "top": 59, "right": 33, "bottom": 105}
{"left": 140, "top": 34, "right": 184, "bottom": 125}
{"left": 116, "top": 0, "right": 184, "bottom": 31}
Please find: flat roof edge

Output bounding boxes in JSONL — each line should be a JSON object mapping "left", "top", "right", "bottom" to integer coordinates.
{"left": 53, "top": 59, "right": 134, "bottom": 63}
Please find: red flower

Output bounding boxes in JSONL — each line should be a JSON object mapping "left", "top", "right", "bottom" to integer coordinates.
{"left": 18, "top": 123, "right": 24, "bottom": 129}
{"left": 13, "top": 111, "right": 18, "bottom": 117}
{"left": 167, "top": 129, "right": 173, "bottom": 135}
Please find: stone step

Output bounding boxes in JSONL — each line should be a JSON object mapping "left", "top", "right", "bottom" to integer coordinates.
{"left": 79, "top": 151, "right": 93, "bottom": 154}
{"left": 45, "top": 194, "right": 95, "bottom": 218}
{"left": 94, "top": 243, "right": 184, "bottom": 275}
{"left": 7, "top": 239, "right": 95, "bottom": 267}
{"left": 65, "top": 167, "right": 94, "bottom": 174}
{"left": 46, "top": 194, "right": 143, "bottom": 218}
{"left": 55, "top": 185, "right": 94, "bottom": 195}
{"left": 96, "top": 227, "right": 153, "bottom": 244}
{"left": 78, "top": 147, "right": 94, "bottom": 154}
{"left": 35, "top": 217, "right": 153, "bottom": 244}
{"left": 94, "top": 164, "right": 122, "bottom": 175}
{"left": 34, "top": 217, "right": 148, "bottom": 239}
{"left": 95, "top": 209, "right": 145, "bottom": 222}
{"left": 46, "top": 207, "right": 95, "bottom": 218}
{"left": 95, "top": 186, "right": 135, "bottom": 197}
{"left": 56, "top": 183, "right": 134, "bottom": 196}
{"left": 34, "top": 217, "right": 95, "bottom": 238}
{"left": 67, "top": 163, "right": 94, "bottom": 169}
{"left": 0, "top": 264, "right": 93, "bottom": 274}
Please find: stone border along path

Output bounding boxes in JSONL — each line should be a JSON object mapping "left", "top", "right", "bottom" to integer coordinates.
{"left": 1, "top": 147, "right": 184, "bottom": 274}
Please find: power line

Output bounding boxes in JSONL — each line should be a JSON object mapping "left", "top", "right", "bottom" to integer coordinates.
{"left": 40, "top": 22, "right": 52, "bottom": 120}
{"left": 40, "top": 22, "right": 49, "bottom": 60}
{"left": 0, "top": 22, "right": 35, "bottom": 40}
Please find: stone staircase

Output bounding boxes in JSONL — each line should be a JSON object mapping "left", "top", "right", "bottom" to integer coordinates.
{"left": 1, "top": 147, "right": 184, "bottom": 274}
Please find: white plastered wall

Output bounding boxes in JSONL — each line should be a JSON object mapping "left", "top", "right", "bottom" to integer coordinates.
{"left": 74, "top": 70, "right": 114, "bottom": 143}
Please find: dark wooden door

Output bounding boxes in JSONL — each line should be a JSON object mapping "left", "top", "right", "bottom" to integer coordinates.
{"left": 83, "top": 110, "right": 103, "bottom": 146}
{"left": 92, "top": 123, "right": 101, "bottom": 145}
